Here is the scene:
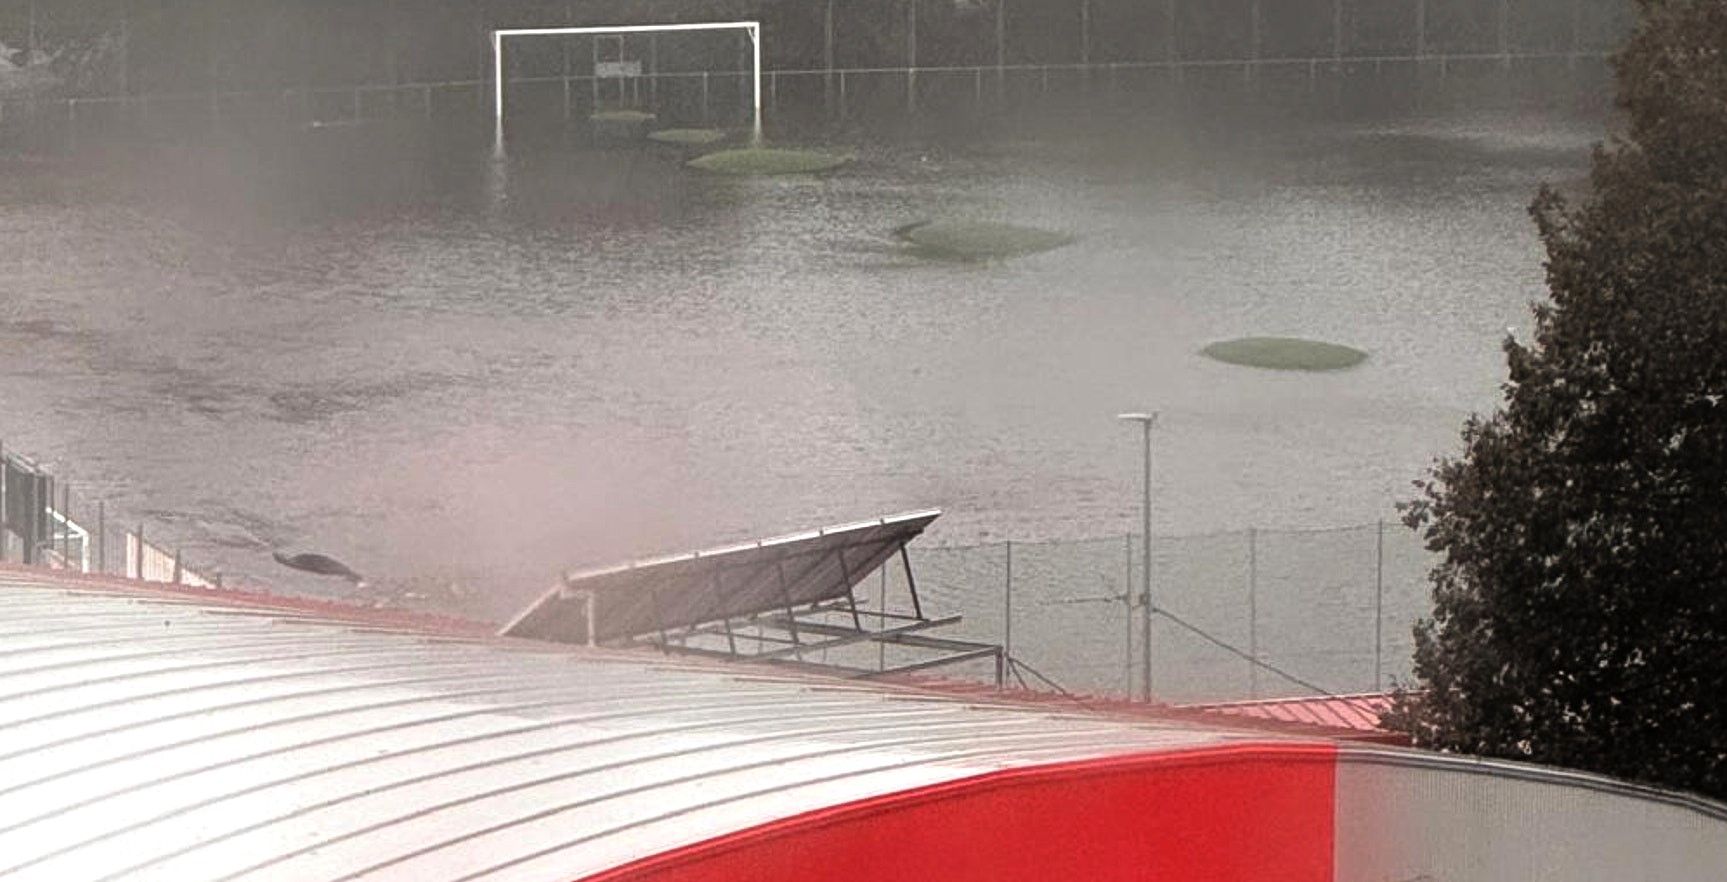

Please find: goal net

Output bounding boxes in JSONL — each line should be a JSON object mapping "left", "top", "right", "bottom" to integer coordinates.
{"left": 492, "top": 22, "right": 762, "bottom": 140}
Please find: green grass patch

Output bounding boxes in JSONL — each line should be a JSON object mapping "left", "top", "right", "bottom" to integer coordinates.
{"left": 1201, "top": 337, "right": 1368, "bottom": 371}
{"left": 648, "top": 128, "right": 728, "bottom": 146}
{"left": 895, "top": 220, "right": 1074, "bottom": 261}
{"left": 687, "top": 148, "right": 852, "bottom": 176}
{"left": 589, "top": 109, "right": 657, "bottom": 124}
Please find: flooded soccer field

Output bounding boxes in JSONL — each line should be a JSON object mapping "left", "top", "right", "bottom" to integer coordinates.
{"left": 0, "top": 94, "right": 1602, "bottom": 698}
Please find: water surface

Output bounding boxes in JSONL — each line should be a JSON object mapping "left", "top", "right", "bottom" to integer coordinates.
{"left": 0, "top": 102, "right": 1600, "bottom": 697}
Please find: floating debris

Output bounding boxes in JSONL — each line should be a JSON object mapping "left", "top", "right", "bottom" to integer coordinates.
{"left": 272, "top": 551, "right": 365, "bottom": 583}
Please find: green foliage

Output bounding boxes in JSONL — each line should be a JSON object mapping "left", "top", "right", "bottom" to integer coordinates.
{"left": 1397, "top": 0, "right": 1727, "bottom": 799}
{"left": 686, "top": 148, "right": 852, "bottom": 176}
{"left": 894, "top": 220, "right": 1073, "bottom": 261}
{"left": 1200, "top": 337, "right": 1367, "bottom": 371}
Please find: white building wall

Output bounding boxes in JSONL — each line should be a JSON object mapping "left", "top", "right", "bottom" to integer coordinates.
{"left": 1335, "top": 750, "right": 1727, "bottom": 882}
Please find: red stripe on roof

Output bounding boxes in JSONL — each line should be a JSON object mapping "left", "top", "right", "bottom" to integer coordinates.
{"left": 580, "top": 743, "right": 1337, "bottom": 882}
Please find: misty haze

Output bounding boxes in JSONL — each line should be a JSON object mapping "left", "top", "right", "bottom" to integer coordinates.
{"left": 1, "top": 0, "right": 1617, "bottom": 700}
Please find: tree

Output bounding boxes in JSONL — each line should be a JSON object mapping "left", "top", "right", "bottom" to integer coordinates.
{"left": 1394, "top": 0, "right": 1727, "bottom": 800}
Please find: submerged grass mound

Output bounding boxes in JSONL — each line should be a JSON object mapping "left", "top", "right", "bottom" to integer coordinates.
{"left": 895, "top": 220, "right": 1073, "bottom": 261}
{"left": 687, "top": 148, "right": 852, "bottom": 176}
{"left": 589, "top": 109, "right": 657, "bottom": 124}
{"left": 1201, "top": 337, "right": 1368, "bottom": 371}
{"left": 648, "top": 128, "right": 728, "bottom": 145}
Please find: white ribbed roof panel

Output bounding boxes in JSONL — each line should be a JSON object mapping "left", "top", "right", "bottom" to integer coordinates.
{"left": 0, "top": 572, "right": 1254, "bottom": 882}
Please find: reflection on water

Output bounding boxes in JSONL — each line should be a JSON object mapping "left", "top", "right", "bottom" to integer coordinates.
{"left": 0, "top": 103, "right": 1598, "bottom": 693}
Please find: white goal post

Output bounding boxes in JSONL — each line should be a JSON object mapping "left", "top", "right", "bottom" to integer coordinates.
{"left": 491, "top": 21, "right": 762, "bottom": 139}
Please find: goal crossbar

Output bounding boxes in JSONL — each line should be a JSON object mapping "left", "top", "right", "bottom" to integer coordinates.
{"left": 491, "top": 21, "right": 761, "bottom": 137}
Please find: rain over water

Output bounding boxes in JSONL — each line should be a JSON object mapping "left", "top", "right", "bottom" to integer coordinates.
{"left": 0, "top": 91, "right": 1603, "bottom": 698}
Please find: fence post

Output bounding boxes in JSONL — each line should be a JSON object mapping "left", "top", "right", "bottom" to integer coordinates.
{"left": 877, "top": 566, "right": 887, "bottom": 672}
{"left": 905, "top": 0, "right": 919, "bottom": 115}
{"left": 118, "top": 4, "right": 130, "bottom": 99}
{"left": 823, "top": 0, "right": 835, "bottom": 111}
{"left": 172, "top": 549, "right": 183, "bottom": 585}
{"left": 1250, "top": 0, "right": 1263, "bottom": 71}
{"left": 32, "top": 472, "right": 45, "bottom": 565}
{"left": 1165, "top": 0, "right": 1178, "bottom": 64}
{"left": 1003, "top": 540, "right": 1013, "bottom": 665}
{"left": 1496, "top": 0, "right": 1510, "bottom": 63}
{"left": 135, "top": 524, "right": 144, "bottom": 580}
{"left": 60, "top": 483, "right": 70, "bottom": 567}
{"left": 16, "top": 465, "right": 27, "bottom": 565}
{"left": 97, "top": 499, "right": 105, "bottom": 574}
{"left": 1332, "top": 0, "right": 1344, "bottom": 60}
{"left": 0, "top": 439, "right": 8, "bottom": 563}
{"left": 1249, "top": 526, "right": 1259, "bottom": 699}
{"left": 590, "top": 37, "right": 601, "bottom": 109}
{"left": 561, "top": 12, "right": 572, "bottom": 119}
{"left": 1416, "top": 0, "right": 1428, "bottom": 57}
{"left": 1125, "top": 532, "right": 1134, "bottom": 697}
{"left": 994, "top": 0, "right": 1007, "bottom": 104}
{"left": 1081, "top": 0, "right": 1092, "bottom": 70}
{"left": 1375, "top": 518, "right": 1385, "bottom": 690}
{"left": 701, "top": 71, "right": 710, "bottom": 123}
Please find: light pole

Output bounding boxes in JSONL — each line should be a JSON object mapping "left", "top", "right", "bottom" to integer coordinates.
{"left": 1117, "top": 411, "right": 1157, "bottom": 702}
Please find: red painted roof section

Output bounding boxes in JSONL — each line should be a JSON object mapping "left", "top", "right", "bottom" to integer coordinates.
{"left": 580, "top": 743, "right": 1339, "bottom": 882}
{"left": 881, "top": 674, "right": 1409, "bottom": 744}
{"left": 1180, "top": 693, "right": 1400, "bottom": 739}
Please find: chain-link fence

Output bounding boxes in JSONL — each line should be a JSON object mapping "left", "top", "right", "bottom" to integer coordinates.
{"left": 865, "top": 522, "right": 1432, "bottom": 704}
{"left": 0, "top": 0, "right": 1621, "bottom": 153}
{"left": 1, "top": 438, "right": 1435, "bottom": 704}
{"left": 0, "top": 442, "right": 219, "bottom": 588}
{"left": 0, "top": 0, "right": 1634, "bottom": 100}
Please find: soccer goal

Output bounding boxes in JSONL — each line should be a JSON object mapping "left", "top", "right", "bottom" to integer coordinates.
{"left": 491, "top": 21, "right": 762, "bottom": 141}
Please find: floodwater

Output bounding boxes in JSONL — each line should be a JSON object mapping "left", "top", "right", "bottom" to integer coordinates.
{"left": 0, "top": 97, "right": 1601, "bottom": 699}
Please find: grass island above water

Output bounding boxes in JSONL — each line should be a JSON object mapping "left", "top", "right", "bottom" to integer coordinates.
{"left": 894, "top": 220, "right": 1074, "bottom": 260}
{"left": 1201, "top": 337, "right": 1369, "bottom": 371}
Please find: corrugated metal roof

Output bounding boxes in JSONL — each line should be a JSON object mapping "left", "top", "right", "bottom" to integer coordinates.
{"left": 1181, "top": 693, "right": 1395, "bottom": 735}
{"left": 0, "top": 569, "right": 1287, "bottom": 882}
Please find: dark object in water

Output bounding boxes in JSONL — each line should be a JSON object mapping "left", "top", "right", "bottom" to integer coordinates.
{"left": 273, "top": 551, "right": 364, "bottom": 583}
